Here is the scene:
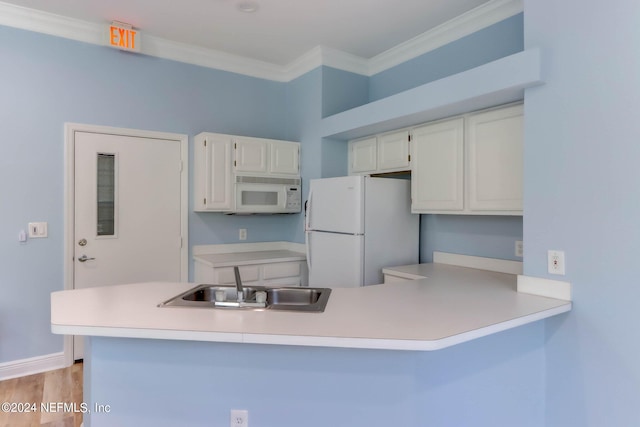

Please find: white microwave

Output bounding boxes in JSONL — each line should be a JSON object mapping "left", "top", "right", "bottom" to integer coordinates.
{"left": 232, "top": 176, "right": 301, "bottom": 214}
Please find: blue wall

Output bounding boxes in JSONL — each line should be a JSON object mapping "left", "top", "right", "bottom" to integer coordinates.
{"left": 369, "top": 13, "right": 524, "bottom": 102}
{"left": 0, "top": 14, "right": 526, "bottom": 364}
{"left": 86, "top": 325, "right": 545, "bottom": 427}
{"left": 0, "top": 25, "right": 293, "bottom": 363}
{"left": 420, "top": 216, "right": 524, "bottom": 263}
{"left": 524, "top": 0, "right": 640, "bottom": 425}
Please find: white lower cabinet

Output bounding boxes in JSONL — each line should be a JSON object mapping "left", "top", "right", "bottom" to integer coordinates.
{"left": 411, "top": 103, "right": 523, "bottom": 215}
{"left": 194, "top": 260, "right": 307, "bottom": 287}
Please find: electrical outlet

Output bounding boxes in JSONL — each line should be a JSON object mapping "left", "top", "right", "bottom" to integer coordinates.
{"left": 547, "top": 250, "right": 565, "bottom": 275}
{"left": 230, "top": 409, "right": 248, "bottom": 427}
{"left": 515, "top": 240, "right": 523, "bottom": 257}
{"left": 239, "top": 229, "right": 247, "bottom": 241}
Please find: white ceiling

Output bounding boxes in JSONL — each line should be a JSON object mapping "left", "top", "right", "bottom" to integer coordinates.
{"left": 2, "top": 0, "right": 494, "bottom": 66}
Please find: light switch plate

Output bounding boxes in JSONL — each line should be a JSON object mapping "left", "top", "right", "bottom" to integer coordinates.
{"left": 28, "top": 222, "right": 48, "bottom": 238}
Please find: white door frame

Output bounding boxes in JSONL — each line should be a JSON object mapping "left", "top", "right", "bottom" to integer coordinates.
{"left": 63, "top": 123, "right": 189, "bottom": 365}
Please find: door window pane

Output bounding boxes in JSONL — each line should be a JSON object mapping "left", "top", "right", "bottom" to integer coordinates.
{"left": 97, "top": 153, "right": 115, "bottom": 236}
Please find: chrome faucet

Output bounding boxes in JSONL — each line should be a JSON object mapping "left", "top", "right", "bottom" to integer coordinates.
{"left": 234, "top": 266, "right": 244, "bottom": 302}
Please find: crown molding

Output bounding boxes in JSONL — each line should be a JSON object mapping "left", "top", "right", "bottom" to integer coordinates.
{"left": 283, "top": 46, "right": 369, "bottom": 81}
{"left": 367, "top": 0, "right": 523, "bottom": 75}
{"left": 0, "top": 0, "right": 522, "bottom": 82}
{"left": 0, "top": 0, "right": 288, "bottom": 81}
{"left": 0, "top": 1, "right": 102, "bottom": 43}
{"left": 142, "top": 35, "right": 285, "bottom": 82}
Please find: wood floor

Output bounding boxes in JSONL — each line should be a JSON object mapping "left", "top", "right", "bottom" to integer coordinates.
{"left": 0, "top": 363, "right": 83, "bottom": 427}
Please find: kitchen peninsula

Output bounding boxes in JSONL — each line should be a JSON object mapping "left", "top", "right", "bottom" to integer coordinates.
{"left": 51, "top": 261, "right": 570, "bottom": 426}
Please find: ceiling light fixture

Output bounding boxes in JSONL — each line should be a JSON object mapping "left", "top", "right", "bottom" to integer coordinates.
{"left": 237, "top": 1, "right": 259, "bottom": 13}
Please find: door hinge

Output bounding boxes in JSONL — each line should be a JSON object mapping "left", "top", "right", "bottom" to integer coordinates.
{"left": 204, "top": 139, "right": 207, "bottom": 147}
{"left": 179, "top": 160, "right": 183, "bottom": 172}
{"left": 408, "top": 134, "right": 412, "bottom": 142}
{"left": 408, "top": 154, "right": 411, "bottom": 162}
{"left": 204, "top": 197, "right": 207, "bottom": 205}
{"left": 234, "top": 160, "right": 237, "bottom": 167}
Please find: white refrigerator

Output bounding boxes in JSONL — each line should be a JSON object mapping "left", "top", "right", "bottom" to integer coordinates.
{"left": 305, "top": 175, "right": 419, "bottom": 287}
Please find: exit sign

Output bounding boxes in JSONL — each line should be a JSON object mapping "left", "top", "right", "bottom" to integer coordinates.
{"left": 107, "top": 21, "right": 140, "bottom": 52}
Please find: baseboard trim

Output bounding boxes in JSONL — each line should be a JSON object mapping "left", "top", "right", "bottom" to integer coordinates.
{"left": 0, "top": 352, "right": 67, "bottom": 381}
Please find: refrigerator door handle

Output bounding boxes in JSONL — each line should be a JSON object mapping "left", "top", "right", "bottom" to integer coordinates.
{"left": 304, "top": 189, "right": 313, "bottom": 232}
{"left": 305, "top": 231, "right": 312, "bottom": 272}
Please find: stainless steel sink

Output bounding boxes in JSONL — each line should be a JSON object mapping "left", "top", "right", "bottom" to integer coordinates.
{"left": 159, "top": 285, "right": 331, "bottom": 313}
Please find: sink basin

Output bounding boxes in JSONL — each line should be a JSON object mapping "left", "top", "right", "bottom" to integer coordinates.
{"left": 159, "top": 285, "right": 331, "bottom": 313}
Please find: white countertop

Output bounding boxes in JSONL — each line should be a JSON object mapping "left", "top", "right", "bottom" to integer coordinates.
{"left": 50, "top": 264, "right": 571, "bottom": 351}
{"left": 194, "top": 250, "right": 306, "bottom": 268}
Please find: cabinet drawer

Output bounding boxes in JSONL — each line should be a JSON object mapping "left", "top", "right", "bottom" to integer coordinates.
{"left": 263, "top": 262, "right": 301, "bottom": 280}
{"left": 215, "top": 265, "right": 260, "bottom": 284}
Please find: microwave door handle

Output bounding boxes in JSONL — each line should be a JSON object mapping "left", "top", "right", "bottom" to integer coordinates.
{"left": 281, "top": 187, "right": 287, "bottom": 210}
{"left": 306, "top": 230, "right": 312, "bottom": 273}
{"left": 305, "top": 189, "right": 313, "bottom": 275}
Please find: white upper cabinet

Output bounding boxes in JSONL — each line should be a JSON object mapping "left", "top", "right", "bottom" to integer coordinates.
{"left": 411, "top": 118, "right": 464, "bottom": 212}
{"left": 194, "top": 132, "right": 300, "bottom": 212}
{"left": 410, "top": 103, "right": 523, "bottom": 215}
{"left": 270, "top": 140, "right": 300, "bottom": 175}
{"left": 348, "top": 131, "right": 410, "bottom": 175}
{"left": 377, "top": 130, "right": 410, "bottom": 172}
{"left": 194, "top": 133, "right": 232, "bottom": 211}
{"left": 349, "top": 137, "right": 377, "bottom": 174}
{"left": 234, "top": 137, "right": 269, "bottom": 174}
{"left": 234, "top": 137, "right": 299, "bottom": 176}
{"left": 466, "top": 104, "right": 523, "bottom": 211}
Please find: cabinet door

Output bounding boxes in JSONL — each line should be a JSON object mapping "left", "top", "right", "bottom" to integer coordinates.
{"left": 234, "top": 137, "right": 268, "bottom": 173}
{"left": 467, "top": 104, "right": 523, "bottom": 211}
{"left": 270, "top": 141, "right": 299, "bottom": 175}
{"left": 411, "top": 118, "right": 464, "bottom": 212}
{"left": 377, "top": 130, "right": 410, "bottom": 172}
{"left": 194, "top": 133, "right": 232, "bottom": 211}
{"left": 349, "top": 137, "right": 377, "bottom": 174}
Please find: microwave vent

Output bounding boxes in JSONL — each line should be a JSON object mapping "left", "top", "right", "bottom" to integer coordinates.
{"left": 235, "top": 176, "right": 300, "bottom": 185}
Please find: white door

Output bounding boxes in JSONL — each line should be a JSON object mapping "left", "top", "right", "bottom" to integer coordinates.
{"left": 307, "top": 231, "right": 364, "bottom": 288}
{"left": 308, "top": 176, "right": 364, "bottom": 234}
{"left": 72, "top": 130, "right": 185, "bottom": 359}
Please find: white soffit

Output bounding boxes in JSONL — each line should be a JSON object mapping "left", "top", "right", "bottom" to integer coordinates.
{"left": 0, "top": 0, "right": 522, "bottom": 82}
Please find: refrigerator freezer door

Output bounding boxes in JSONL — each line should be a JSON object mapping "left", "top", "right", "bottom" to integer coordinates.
{"left": 308, "top": 176, "right": 364, "bottom": 234}
{"left": 307, "top": 231, "right": 364, "bottom": 288}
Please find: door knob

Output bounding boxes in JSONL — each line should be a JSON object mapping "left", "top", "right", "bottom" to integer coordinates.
{"left": 78, "top": 255, "right": 96, "bottom": 262}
